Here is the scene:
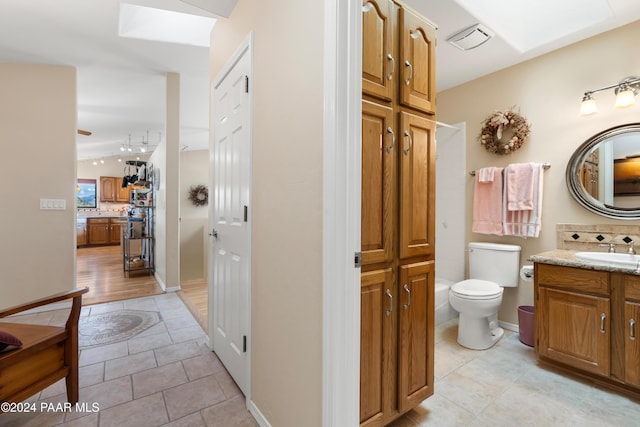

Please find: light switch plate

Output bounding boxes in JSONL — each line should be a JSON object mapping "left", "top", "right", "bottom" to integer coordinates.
{"left": 40, "top": 198, "right": 66, "bottom": 210}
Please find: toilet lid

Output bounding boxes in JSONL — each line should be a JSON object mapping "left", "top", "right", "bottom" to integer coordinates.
{"left": 451, "top": 279, "right": 503, "bottom": 299}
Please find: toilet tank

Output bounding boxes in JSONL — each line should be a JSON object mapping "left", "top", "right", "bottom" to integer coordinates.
{"left": 468, "top": 242, "right": 521, "bottom": 287}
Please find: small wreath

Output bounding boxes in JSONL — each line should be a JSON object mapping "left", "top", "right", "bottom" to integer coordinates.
{"left": 479, "top": 108, "right": 531, "bottom": 155}
{"left": 188, "top": 185, "right": 208, "bottom": 207}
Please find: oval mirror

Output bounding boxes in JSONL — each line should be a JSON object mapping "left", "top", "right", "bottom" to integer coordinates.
{"left": 566, "top": 123, "right": 640, "bottom": 219}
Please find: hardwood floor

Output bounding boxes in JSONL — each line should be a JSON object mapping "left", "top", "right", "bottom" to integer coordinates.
{"left": 77, "top": 245, "right": 164, "bottom": 306}
{"left": 178, "top": 279, "right": 208, "bottom": 332}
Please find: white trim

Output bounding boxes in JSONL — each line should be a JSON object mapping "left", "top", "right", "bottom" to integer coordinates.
{"left": 163, "top": 286, "right": 181, "bottom": 293}
{"left": 322, "top": 0, "right": 361, "bottom": 425}
{"left": 499, "top": 320, "right": 519, "bottom": 333}
{"left": 154, "top": 272, "right": 167, "bottom": 291}
{"left": 247, "top": 399, "right": 271, "bottom": 427}
{"left": 208, "top": 31, "right": 254, "bottom": 409}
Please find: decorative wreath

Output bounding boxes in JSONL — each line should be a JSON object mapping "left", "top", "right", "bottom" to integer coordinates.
{"left": 479, "top": 108, "right": 531, "bottom": 155}
{"left": 188, "top": 185, "right": 208, "bottom": 207}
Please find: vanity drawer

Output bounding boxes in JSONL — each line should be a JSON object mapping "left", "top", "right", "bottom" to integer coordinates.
{"left": 624, "top": 274, "right": 640, "bottom": 301}
{"left": 537, "top": 264, "right": 609, "bottom": 295}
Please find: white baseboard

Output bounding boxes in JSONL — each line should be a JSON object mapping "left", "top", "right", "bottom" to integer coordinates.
{"left": 248, "top": 399, "right": 271, "bottom": 427}
{"left": 499, "top": 320, "right": 519, "bottom": 333}
{"left": 164, "top": 286, "right": 180, "bottom": 292}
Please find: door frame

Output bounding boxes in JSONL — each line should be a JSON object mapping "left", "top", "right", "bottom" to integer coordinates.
{"left": 322, "top": 0, "right": 361, "bottom": 425}
{"left": 208, "top": 32, "right": 254, "bottom": 406}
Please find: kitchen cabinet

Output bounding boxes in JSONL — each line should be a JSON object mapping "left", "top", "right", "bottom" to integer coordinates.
{"left": 361, "top": 1, "right": 436, "bottom": 424}
{"left": 76, "top": 218, "right": 87, "bottom": 246}
{"left": 100, "top": 176, "right": 131, "bottom": 203}
{"left": 87, "top": 218, "right": 110, "bottom": 245}
{"left": 534, "top": 263, "right": 640, "bottom": 398}
{"left": 109, "top": 218, "right": 127, "bottom": 244}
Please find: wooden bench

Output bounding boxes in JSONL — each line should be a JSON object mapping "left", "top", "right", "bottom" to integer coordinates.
{"left": 0, "top": 287, "right": 88, "bottom": 407}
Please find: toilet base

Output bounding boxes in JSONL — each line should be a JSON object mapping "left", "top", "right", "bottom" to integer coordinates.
{"left": 457, "top": 313, "right": 504, "bottom": 350}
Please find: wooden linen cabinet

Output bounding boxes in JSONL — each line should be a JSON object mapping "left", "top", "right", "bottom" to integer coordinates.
{"left": 360, "top": 0, "right": 436, "bottom": 425}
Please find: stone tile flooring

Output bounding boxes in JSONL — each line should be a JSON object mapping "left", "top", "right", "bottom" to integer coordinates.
{"left": 390, "top": 318, "right": 640, "bottom": 427}
{"left": 3, "top": 296, "right": 640, "bottom": 426}
{"left": 0, "top": 293, "right": 257, "bottom": 427}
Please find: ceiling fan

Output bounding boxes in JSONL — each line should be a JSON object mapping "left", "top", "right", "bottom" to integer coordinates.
{"left": 77, "top": 129, "right": 92, "bottom": 136}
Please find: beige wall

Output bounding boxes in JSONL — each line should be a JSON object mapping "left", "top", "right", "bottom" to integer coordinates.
{"left": 180, "top": 149, "right": 209, "bottom": 282}
{"left": 210, "top": 0, "right": 324, "bottom": 424}
{"left": 0, "top": 63, "right": 77, "bottom": 309}
{"left": 438, "top": 21, "right": 640, "bottom": 324}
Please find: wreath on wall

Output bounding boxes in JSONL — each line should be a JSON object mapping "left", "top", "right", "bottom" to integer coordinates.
{"left": 188, "top": 185, "right": 208, "bottom": 207}
{"left": 478, "top": 107, "right": 531, "bottom": 155}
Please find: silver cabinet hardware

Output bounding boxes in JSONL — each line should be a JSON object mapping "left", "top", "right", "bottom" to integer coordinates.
{"left": 600, "top": 313, "right": 606, "bottom": 333}
{"left": 631, "top": 319, "right": 636, "bottom": 341}
{"left": 404, "top": 60, "right": 413, "bottom": 85}
{"left": 403, "top": 284, "right": 411, "bottom": 310}
{"left": 403, "top": 130, "right": 412, "bottom": 155}
{"left": 387, "top": 53, "right": 395, "bottom": 80}
{"left": 385, "top": 289, "right": 393, "bottom": 317}
{"left": 386, "top": 126, "right": 395, "bottom": 153}
{"left": 210, "top": 228, "right": 218, "bottom": 239}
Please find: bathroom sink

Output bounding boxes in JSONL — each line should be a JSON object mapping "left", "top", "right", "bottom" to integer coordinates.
{"left": 575, "top": 252, "right": 640, "bottom": 267}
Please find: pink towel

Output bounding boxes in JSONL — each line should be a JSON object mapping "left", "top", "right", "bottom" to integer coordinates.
{"left": 472, "top": 167, "right": 504, "bottom": 236}
{"left": 503, "top": 164, "right": 544, "bottom": 238}
{"left": 506, "top": 162, "right": 535, "bottom": 211}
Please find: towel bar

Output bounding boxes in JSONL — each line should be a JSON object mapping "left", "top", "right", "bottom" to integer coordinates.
{"left": 469, "top": 162, "right": 551, "bottom": 176}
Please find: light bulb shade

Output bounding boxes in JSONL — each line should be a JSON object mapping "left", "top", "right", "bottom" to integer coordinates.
{"left": 581, "top": 98, "right": 597, "bottom": 116}
{"left": 615, "top": 88, "right": 636, "bottom": 109}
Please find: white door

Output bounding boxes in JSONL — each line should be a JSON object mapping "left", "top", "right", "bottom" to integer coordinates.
{"left": 209, "top": 38, "right": 252, "bottom": 397}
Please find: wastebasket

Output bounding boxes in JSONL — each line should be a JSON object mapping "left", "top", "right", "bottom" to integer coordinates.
{"left": 518, "top": 305, "right": 534, "bottom": 347}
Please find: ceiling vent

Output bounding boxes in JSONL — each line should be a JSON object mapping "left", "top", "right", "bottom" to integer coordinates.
{"left": 446, "top": 24, "right": 494, "bottom": 51}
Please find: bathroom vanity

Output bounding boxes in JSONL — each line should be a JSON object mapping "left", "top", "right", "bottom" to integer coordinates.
{"left": 530, "top": 250, "right": 640, "bottom": 398}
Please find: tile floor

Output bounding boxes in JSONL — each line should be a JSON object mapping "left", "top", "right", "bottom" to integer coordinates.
{"left": 2, "top": 296, "right": 640, "bottom": 427}
{"left": 0, "top": 293, "right": 257, "bottom": 427}
{"left": 390, "top": 318, "right": 640, "bottom": 427}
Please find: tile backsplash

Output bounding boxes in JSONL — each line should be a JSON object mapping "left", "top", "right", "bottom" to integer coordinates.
{"left": 557, "top": 224, "right": 640, "bottom": 251}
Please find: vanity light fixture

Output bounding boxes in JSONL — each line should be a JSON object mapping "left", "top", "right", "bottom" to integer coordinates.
{"left": 581, "top": 76, "right": 640, "bottom": 116}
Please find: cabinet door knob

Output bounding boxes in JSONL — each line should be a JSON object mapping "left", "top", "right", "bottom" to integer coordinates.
{"left": 630, "top": 318, "right": 636, "bottom": 341}
{"left": 600, "top": 313, "right": 606, "bottom": 334}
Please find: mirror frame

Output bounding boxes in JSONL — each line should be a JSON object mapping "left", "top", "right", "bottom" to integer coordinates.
{"left": 566, "top": 122, "right": 640, "bottom": 219}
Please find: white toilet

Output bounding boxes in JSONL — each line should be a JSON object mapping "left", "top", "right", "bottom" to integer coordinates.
{"left": 449, "top": 242, "right": 521, "bottom": 350}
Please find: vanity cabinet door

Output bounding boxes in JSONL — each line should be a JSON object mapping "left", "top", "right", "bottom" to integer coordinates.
{"left": 360, "top": 268, "right": 395, "bottom": 426}
{"left": 397, "top": 261, "right": 434, "bottom": 412}
{"left": 625, "top": 301, "right": 640, "bottom": 387}
{"left": 538, "top": 286, "right": 610, "bottom": 377}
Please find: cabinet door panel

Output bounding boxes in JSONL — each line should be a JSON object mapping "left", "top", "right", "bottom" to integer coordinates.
{"left": 397, "top": 261, "right": 434, "bottom": 412}
{"left": 625, "top": 301, "right": 640, "bottom": 386}
{"left": 538, "top": 287, "right": 610, "bottom": 377}
{"left": 100, "top": 177, "right": 116, "bottom": 202}
{"left": 362, "top": 101, "right": 395, "bottom": 266}
{"left": 399, "top": 7, "right": 436, "bottom": 114}
{"left": 362, "top": 0, "right": 395, "bottom": 101}
{"left": 360, "top": 268, "right": 395, "bottom": 426}
{"left": 399, "top": 113, "right": 435, "bottom": 259}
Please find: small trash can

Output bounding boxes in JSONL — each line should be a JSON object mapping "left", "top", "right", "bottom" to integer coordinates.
{"left": 518, "top": 305, "right": 534, "bottom": 347}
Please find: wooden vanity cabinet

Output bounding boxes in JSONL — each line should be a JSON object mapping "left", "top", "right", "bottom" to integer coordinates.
{"left": 535, "top": 263, "right": 640, "bottom": 397}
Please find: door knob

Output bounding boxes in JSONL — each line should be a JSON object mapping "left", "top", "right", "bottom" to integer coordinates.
{"left": 210, "top": 229, "right": 218, "bottom": 239}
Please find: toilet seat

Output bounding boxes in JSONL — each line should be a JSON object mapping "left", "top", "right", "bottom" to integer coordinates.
{"left": 451, "top": 279, "right": 502, "bottom": 300}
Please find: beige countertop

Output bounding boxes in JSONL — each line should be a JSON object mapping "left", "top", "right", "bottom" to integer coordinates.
{"left": 529, "top": 249, "right": 640, "bottom": 275}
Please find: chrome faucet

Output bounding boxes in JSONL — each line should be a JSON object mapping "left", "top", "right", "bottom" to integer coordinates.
{"left": 599, "top": 242, "right": 617, "bottom": 253}
{"left": 628, "top": 241, "right": 636, "bottom": 255}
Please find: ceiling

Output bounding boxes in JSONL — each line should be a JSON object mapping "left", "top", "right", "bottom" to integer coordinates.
{"left": 2, "top": 0, "right": 639, "bottom": 161}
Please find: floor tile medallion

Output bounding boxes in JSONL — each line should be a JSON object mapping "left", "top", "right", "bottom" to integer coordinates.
{"left": 79, "top": 310, "right": 161, "bottom": 348}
